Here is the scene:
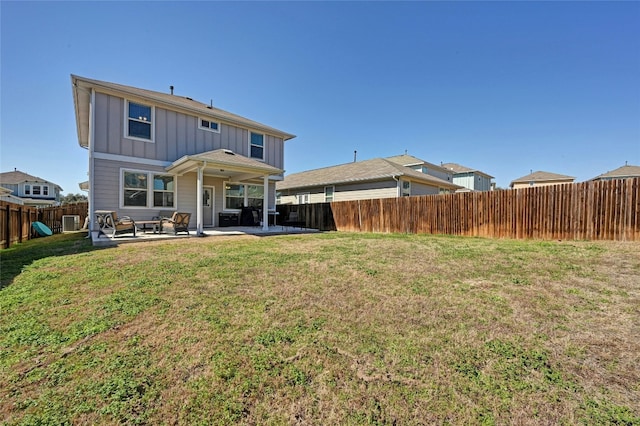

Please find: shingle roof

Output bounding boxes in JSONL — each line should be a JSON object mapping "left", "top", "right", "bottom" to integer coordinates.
{"left": 510, "top": 171, "right": 575, "bottom": 187}
{"left": 441, "top": 162, "right": 495, "bottom": 178}
{"left": 0, "top": 170, "right": 62, "bottom": 188}
{"left": 591, "top": 164, "right": 640, "bottom": 180}
{"left": 386, "top": 154, "right": 450, "bottom": 172}
{"left": 277, "top": 158, "right": 461, "bottom": 191}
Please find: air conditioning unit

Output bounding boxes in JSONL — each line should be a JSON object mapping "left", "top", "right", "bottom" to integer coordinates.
{"left": 62, "top": 215, "right": 81, "bottom": 232}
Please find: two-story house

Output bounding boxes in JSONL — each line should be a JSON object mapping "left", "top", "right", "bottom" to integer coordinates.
{"left": 0, "top": 169, "right": 63, "bottom": 207}
{"left": 71, "top": 75, "right": 295, "bottom": 238}
{"left": 440, "top": 162, "right": 494, "bottom": 192}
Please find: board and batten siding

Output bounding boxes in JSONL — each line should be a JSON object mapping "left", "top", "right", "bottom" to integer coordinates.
{"left": 92, "top": 92, "right": 284, "bottom": 170}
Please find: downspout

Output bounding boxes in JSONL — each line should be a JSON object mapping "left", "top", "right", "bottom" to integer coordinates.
{"left": 88, "top": 88, "right": 96, "bottom": 239}
{"left": 392, "top": 174, "right": 400, "bottom": 197}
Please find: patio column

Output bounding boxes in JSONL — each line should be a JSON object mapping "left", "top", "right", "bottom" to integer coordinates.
{"left": 196, "top": 165, "right": 203, "bottom": 236}
{"left": 262, "top": 174, "right": 269, "bottom": 231}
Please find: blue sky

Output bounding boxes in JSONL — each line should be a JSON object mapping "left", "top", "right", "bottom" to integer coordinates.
{"left": 1, "top": 1, "right": 639, "bottom": 193}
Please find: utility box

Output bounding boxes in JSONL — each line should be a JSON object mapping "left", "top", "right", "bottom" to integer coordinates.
{"left": 62, "top": 215, "right": 81, "bottom": 232}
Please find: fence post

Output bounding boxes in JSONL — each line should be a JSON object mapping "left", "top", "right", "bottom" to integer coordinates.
{"left": 5, "top": 204, "right": 10, "bottom": 248}
{"left": 18, "top": 206, "right": 23, "bottom": 243}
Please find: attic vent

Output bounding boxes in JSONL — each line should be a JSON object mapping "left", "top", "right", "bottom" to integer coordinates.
{"left": 185, "top": 97, "right": 193, "bottom": 101}
{"left": 223, "top": 149, "right": 235, "bottom": 155}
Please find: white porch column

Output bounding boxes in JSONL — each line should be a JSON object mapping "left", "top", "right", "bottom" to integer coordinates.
{"left": 262, "top": 175, "right": 269, "bottom": 231}
{"left": 196, "top": 166, "right": 204, "bottom": 236}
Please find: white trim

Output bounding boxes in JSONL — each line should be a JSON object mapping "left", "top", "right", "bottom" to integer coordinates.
{"left": 93, "top": 152, "right": 171, "bottom": 167}
{"left": 249, "top": 131, "right": 265, "bottom": 161}
{"left": 124, "top": 99, "right": 155, "bottom": 143}
{"left": 198, "top": 118, "right": 221, "bottom": 133}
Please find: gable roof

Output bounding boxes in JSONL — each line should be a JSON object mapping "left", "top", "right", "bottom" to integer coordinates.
{"left": 71, "top": 75, "right": 295, "bottom": 148}
{"left": 441, "top": 162, "right": 495, "bottom": 178}
{"left": 276, "top": 158, "right": 461, "bottom": 191}
{"left": 510, "top": 171, "right": 575, "bottom": 187}
{"left": 590, "top": 164, "right": 640, "bottom": 180}
{"left": 0, "top": 170, "right": 62, "bottom": 190}
{"left": 386, "top": 154, "right": 451, "bottom": 173}
{"left": 167, "top": 149, "right": 283, "bottom": 178}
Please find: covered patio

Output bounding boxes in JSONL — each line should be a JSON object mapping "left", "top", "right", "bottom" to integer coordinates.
{"left": 166, "top": 149, "right": 284, "bottom": 236}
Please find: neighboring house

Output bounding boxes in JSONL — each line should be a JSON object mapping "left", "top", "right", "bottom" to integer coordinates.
{"left": 441, "top": 162, "right": 494, "bottom": 192}
{"left": 509, "top": 171, "right": 575, "bottom": 189}
{"left": 386, "top": 154, "right": 454, "bottom": 183}
{"left": 0, "top": 169, "right": 62, "bottom": 207}
{"left": 71, "top": 75, "right": 295, "bottom": 237}
{"left": 590, "top": 163, "right": 640, "bottom": 181}
{"left": 276, "top": 157, "right": 462, "bottom": 204}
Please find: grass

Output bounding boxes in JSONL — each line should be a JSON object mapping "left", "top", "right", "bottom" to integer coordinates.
{"left": 1, "top": 231, "right": 639, "bottom": 425}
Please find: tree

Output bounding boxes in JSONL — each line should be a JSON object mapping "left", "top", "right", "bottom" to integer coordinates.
{"left": 60, "top": 193, "right": 88, "bottom": 205}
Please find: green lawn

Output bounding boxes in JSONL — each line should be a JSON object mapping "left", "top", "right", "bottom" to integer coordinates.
{"left": 1, "top": 232, "right": 639, "bottom": 425}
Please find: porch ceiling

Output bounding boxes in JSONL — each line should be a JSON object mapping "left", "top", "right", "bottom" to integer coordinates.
{"left": 166, "top": 149, "right": 283, "bottom": 181}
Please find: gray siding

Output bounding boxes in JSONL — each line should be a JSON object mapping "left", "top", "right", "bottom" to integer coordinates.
{"left": 411, "top": 182, "right": 439, "bottom": 196}
{"left": 93, "top": 92, "right": 284, "bottom": 170}
{"left": 279, "top": 180, "right": 399, "bottom": 204}
{"left": 453, "top": 172, "right": 492, "bottom": 191}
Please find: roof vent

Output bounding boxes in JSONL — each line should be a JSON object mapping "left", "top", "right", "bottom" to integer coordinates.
{"left": 223, "top": 149, "right": 235, "bottom": 155}
{"left": 170, "top": 85, "right": 174, "bottom": 95}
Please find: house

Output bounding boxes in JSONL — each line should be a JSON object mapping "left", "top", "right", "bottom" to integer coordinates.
{"left": 441, "top": 162, "right": 494, "bottom": 192}
{"left": 276, "top": 157, "right": 462, "bottom": 204}
{"left": 509, "top": 171, "right": 575, "bottom": 189}
{"left": 71, "top": 75, "right": 295, "bottom": 238}
{"left": 590, "top": 163, "right": 640, "bottom": 181}
{"left": 0, "top": 169, "right": 63, "bottom": 207}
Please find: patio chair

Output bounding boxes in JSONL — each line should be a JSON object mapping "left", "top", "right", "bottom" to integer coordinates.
{"left": 282, "top": 211, "right": 304, "bottom": 229}
{"left": 162, "top": 212, "right": 191, "bottom": 235}
{"left": 95, "top": 210, "right": 136, "bottom": 238}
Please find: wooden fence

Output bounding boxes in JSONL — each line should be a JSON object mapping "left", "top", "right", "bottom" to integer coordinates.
{"left": 0, "top": 202, "right": 88, "bottom": 249}
{"left": 279, "top": 178, "right": 640, "bottom": 241}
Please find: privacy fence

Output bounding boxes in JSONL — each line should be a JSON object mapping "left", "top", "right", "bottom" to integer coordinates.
{"left": 0, "top": 201, "right": 88, "bottom": 249}
{"left": 278, "top": 178, "right": 640, "bottom": 241}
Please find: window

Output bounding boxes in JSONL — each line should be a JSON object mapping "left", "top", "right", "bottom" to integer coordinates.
{"left": 199, "top": 119, "right": 220, "bottom": 133}
{"left": 123, "top": 171, "right": 148, "bottom": 207}
{"left": 324, "top": 186, "right": 334, "bottom": 202}
{"left": 401, "top": 181, "right": 411, "bottom": 197}
{"left": 297, "top": 193, "right": 310, "bottom": 204}
{"left": 126, "top": 100, "right": 154, "bottom": 141}
{"left": 32, "top": 185, "right": 41, "bottom": 196}
{"left": 153, "top": 174, "right": 174, "bottom": 207}
{"left": 42, "top": 186, "right": 49, "bottom": 196}
{"left": 24, "top": 184, "right": 30, "bottom": 195}
{"left": 249, "top": 132, "right": 264, "bottom": 160}
{"left": 122, "top": 170, "right": 174, "bottom": 208}
{"left": 224, "top": 183, "right": 264, "bottom": 210}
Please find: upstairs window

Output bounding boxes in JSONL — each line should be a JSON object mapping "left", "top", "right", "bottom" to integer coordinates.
{"left": 199, "top": 119, "right": 220, "bottom": 133}
{"left": 126, "top": 101, "right": 154, "bottom": 141}
{"left": 32, "top": 185, "right": 41, "bottom": 196}
{"left": 24, "top": 184, "right": 31, "bottom": 195}
{"left": 249, "top": 132, "right": 264, "bottom": 160}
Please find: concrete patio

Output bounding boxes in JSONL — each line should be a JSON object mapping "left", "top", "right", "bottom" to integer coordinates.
{"left": 90, "top": 225, "right": 319, "bottom": 246}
